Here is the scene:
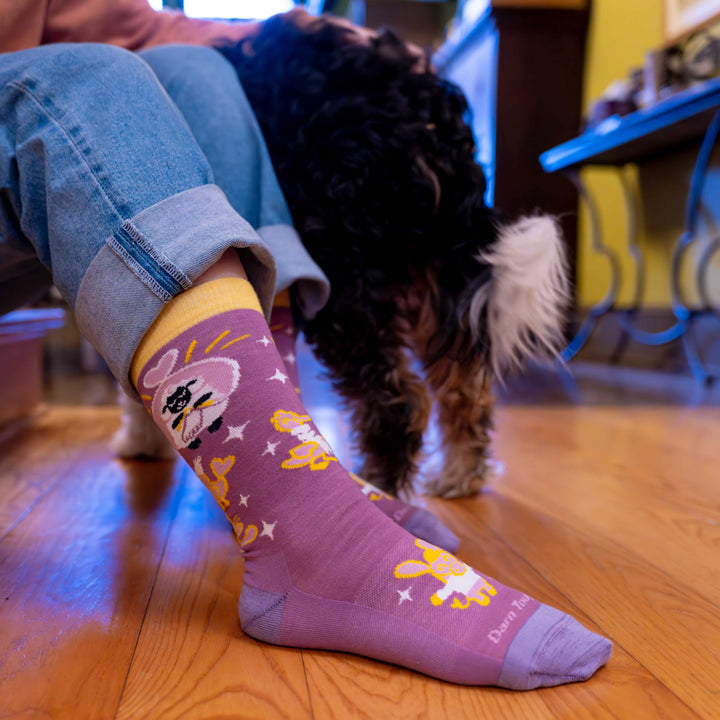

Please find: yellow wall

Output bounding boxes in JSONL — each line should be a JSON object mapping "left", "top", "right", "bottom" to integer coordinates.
{"left": 578, "top": 0, "right": 720, "bottom": 308}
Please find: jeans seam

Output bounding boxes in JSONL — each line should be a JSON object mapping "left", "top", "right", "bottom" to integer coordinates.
{"left": 106, "top": 235, "right": 172, "bottom": 302}
{"left": 108, "top": 223, "right": 192, "bottom": 302}
{"left": 118, "top": 221, "right": 191, "bottom": 287}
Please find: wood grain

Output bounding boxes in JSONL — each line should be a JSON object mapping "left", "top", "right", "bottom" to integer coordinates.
{"left": 449, "top": 494, "right": 719, "bottom": 719}
{"left": 0, "top": 408, "right": 183, "bottom": 720}
{"left": 0, "top": 408, "right": 118, "bottom": 538}
{"left": 491, "top": 407, "right": 720, "bottom": 604}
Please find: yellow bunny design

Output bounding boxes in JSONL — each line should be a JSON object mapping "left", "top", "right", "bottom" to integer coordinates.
{"left": 394, "top": 539, "right": 497, "bottom": 609}
{"left": 270, "top": 409, "right": 337, "bottom": 471}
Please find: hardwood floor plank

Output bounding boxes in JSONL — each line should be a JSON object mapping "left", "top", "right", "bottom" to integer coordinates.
{"left": 493, "top": 407, "right": 720, "bottom": 507}
{"left": 590, "top": 407, "right": 720, "bottom": 465}
{"left": 4, "top": 357, "right": 718, "bottom": 719}
{"left": 304, "top": 652, "right": 561, "bottom": 720}
{"left": 430, "top": 498, "right": 705, "bottom": 720}
{"left": 116, "top": 466, "right": 313, "bottom": 720}
{"left": 0, "top": 407, "right": 120, "bottom": 537}
{"left": 490, "top": 407, "right": 720, "bottom": 607}
{"left": 0, "top": 411, "right": 183, "bottom": 720}
{"left": 448, "top": 491, "right": 720, "bottom": 719}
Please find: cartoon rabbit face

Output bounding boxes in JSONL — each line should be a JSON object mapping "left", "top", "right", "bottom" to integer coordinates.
{"left": 395, "top": 539, "right": 496, "bottom": 609}
{"left": 395, "top": 539, "right": 467, "bottom": 579}
{"left": 143, "top": 348, "right": 240, "bottom": 450}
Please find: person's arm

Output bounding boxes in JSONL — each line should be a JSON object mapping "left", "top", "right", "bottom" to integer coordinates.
{"left": 43, "top": 0, "right": 262, "bottom": 51}
{"left": 0, "top": 0, "right": 50, "bottom": 52}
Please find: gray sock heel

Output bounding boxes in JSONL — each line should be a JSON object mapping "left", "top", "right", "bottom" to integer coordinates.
{"left": 238, "top": 585, "right": 286, "bottom": 644}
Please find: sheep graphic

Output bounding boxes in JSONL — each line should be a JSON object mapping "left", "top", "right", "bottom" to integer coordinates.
{"left": 394, "top": 539, "right": 497, "bottom": 610}
{"left": 143, "top": 348, "right": 240, "bottom": 450}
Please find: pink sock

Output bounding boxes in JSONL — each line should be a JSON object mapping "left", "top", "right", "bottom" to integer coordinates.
{"left": 268, "top": 303, "right": 301, "bottom": 391}
{"left": 134, "top": 284, "right": 611, "bottom": 688}
{"left": 269, "top": 302, "right": 459, "bottom": 552}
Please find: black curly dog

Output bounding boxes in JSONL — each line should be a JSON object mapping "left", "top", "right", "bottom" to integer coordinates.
{"left": 217, "top": 14, "right": 568, "bottom": 498}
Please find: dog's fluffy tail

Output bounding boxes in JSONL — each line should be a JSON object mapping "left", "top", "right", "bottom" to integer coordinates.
{"left": 471, "top": 215, "right": 570, "bottom": 378}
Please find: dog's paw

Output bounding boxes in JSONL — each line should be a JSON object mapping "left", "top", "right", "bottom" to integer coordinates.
{"left": 112, "top": 388, "right": 176, "bottom": 460}
{"left": 111, "top": 422, "right": 176, "bottom": 460}
{"left": 423, "top": 458, "right": 503, "bottom": 498}
{"left": 424, "top": 473, "right": 485, "bottom": 498}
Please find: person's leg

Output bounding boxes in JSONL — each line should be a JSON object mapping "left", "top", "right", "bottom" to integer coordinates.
{"left": 0, "top": 43, "right": 275, "bottom": 390}
{"left": 140, "top": 43, "right": 460, "bottom": 550}
{"left": 131, "top": 253, "right": 612, "bottom": 689}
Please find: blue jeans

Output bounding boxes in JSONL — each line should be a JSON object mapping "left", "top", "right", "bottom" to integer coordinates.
{"left": 0, "top": 43, "right": 327, "bottom": 394}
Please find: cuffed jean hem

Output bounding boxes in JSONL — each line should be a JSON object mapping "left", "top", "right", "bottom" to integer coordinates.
{"left": 75, "top": 183, "right": 276, "bottom": 397}
{"left": 256, "top": 224, "right": 330, "bottom": 321}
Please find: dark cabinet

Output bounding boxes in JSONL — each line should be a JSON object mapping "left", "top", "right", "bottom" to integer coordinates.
{"left": 434, "top": 1, "right": 590, "bottom": 280}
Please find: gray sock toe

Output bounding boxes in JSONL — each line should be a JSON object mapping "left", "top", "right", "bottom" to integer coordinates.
{"left": 497, "top": 604, "right": 612, "bottom": 690}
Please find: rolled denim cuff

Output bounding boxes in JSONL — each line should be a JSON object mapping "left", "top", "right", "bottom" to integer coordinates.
{"left": 75, "top": 184, "right": 276, "bottom": 396}
{"left": 256, "top": 223, "right": 330, "bottom": 321}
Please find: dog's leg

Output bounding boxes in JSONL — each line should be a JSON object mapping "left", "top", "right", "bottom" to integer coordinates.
{"left": 422, "top": 355, "right": 496, "bottom": 498}
{"left": 406, "top": 277, "right": 496, "bottom": 499}
{"left": 352, "top": 346, "right": 432, "bottom": 497}
{"left": 305, "top": 310, "right": 431, "bottom": 497}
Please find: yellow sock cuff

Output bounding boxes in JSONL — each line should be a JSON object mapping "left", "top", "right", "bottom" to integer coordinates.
{"left": 130, "top": 277, "right": 263, "bottom": 388}
{"left": 273, "top": 288, "right": 291, "bottom": 308}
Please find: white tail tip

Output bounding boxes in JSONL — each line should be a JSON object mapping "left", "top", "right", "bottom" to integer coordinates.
{"left": 472, "top": 215, "right": 570, "bottom": 378}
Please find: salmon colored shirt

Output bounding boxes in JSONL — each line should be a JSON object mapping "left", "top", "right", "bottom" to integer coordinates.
{"left": 0, "top": 0, "right": 260, "bottom": 53}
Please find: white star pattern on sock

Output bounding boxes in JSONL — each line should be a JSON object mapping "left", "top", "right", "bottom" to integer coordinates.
{"left": 257, "top": 336, "right": 272, "bottom": 347}
{"left": 224, "top": 420, "right": 250, "bottom": 443}
{"left": 397, "top": 587, "right": 413, "bottom": 605}
{"left": 262, "top": 440, "right": 280, "bottom": 456}
{"left": 260, "top": 520, "right": 277, "bottom": 540}
{"left": 238, "top": 494, "right": 250, "bottom": 508}
{"left": 283, "top": 352, "right": 296, "bottom": 365}
{"left": 267, "top": 368, "right": 289, "bottom": 384}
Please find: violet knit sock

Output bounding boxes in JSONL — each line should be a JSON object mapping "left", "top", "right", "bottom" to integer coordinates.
{"left": 269, "top": 301, "right": 459, "bottom": 553}
{"left": 268, "top": 299, "right": 302, "bottom": 392}
{"left": 133, "top": 279, "right": 611, "bottom": 689}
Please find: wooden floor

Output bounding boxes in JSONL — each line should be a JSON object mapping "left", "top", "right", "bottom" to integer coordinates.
{"left": 2, "top": 348, "right": 720, "bottom": 719}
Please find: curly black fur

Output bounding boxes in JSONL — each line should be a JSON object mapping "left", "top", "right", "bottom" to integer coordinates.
{"left": 217, "top": 15, "right": 501, "bottom": 494}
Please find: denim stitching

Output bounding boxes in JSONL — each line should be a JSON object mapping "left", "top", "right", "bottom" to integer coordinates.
{"left": 106, "top": 236, "right": 172, "bottom": 302}
{"left": 108, "top": 223, "right": 191, "bottom": 302}
{"left": 119, "top": 221, "right": 192, "bottom": 288}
